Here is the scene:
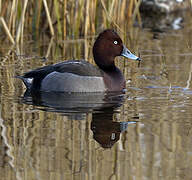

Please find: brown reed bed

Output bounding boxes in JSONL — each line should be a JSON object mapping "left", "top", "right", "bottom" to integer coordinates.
{"left": 0, "top": 0, "right": 141, "bottom": 44}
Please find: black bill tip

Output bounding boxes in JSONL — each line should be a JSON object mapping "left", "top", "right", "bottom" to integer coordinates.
{"left": 137, "top": 57, "right": 142, "bottom": 61}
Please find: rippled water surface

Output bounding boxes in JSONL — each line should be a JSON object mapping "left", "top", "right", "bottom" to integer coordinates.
{"left": 1, "top": 12, "right": 192, "bottom": 180}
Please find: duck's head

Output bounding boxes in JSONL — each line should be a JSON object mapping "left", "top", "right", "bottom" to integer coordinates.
{"left": 93, "top": 29, "right": 141, "bottom": 70}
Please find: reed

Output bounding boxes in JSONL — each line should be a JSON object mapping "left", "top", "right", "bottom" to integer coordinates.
{"left": 0, "top": 0, "right": 141, "bottom": 43}
{"left": 32, "top": 0, "right": 42, "bottom": 37}
{"left": 0, "top": 17, "right": 15, "bottom": 44}
{"left": 15, "top": 0, "right": 28, "bottom": 43}
{"left": 42, "top": 0, "right": 54, "bottom": 36}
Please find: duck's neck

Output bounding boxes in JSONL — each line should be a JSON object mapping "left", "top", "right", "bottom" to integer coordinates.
{"left": 94, "top": 56, "right": 116, "bottom": 72}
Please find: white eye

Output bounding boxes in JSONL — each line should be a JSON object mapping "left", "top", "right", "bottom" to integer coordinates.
{"left": 114, "top": 40, "right": 118, "bottom": 45}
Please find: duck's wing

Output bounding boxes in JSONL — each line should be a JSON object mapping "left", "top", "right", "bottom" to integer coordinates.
{"left": 23, "top": 60, "right": 102, "bottom": 79}
{"left": 54, "top": 60, "right": 103, "bottom": 77}
{"left": 18, "top": 60, "right": 103, "bottom": 90}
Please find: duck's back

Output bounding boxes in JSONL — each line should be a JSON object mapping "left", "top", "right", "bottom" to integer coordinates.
{"left": 22, "top": 60, "right": 106, "bottom": 92}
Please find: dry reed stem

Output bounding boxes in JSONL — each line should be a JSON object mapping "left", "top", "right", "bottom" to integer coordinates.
{"left": 0, "top": 0, "right": 1, "bottom": 14}
{"left": 128, "top": 0, "right": 134, "bottom": 18}
{"left": 0, "top": 0, "right": 141, "bottom": 40}
{"left": 73, "top": 0, "right": 83, "bottom": 36}
{"left": 9, "top": 0, "right": 17, "bottom": 31}
{"left": 0, "top": 1, "right": 8, "bottom": 17}
{"left": 100, "top": 0, "right": 122, "bottom": 32}
{"left": 54, "top": 0, "right": 62, "bottom": 36}
{"left": 120, "top": 0, "right": 126, "bottom": 23}
{"left": 133, "top": 0, "right": 142, "bottom": 26}
{"left": 45, "top": 37, "right": 54, "bottom": 58}
{"left": 108, "top": 0, "right": 115, "bottom": 19}
{"left": 34, "top": 0, "right": 43, "bottom": 32}
{"left": 127, "top": 0, "right": 134, "bottom": 27}
{"left": 12, "top": 0, "right": 18, "bottom": 36}
{"left": 90, "top": 0, "right": 97, "bottom": 34}
{"left": 63, "top": 0, "right": 67, "bottom": 38}
{"left": 0, "top": 17, "right": 15, "bottom": 44}
{"left": 100, "top": 0, "right": 110, "bottom": 26}
{"left": 16, "top": 0, "right": 28, "bottom": 43}
{"left": 85, "top": 0, "right": 90, "bottom": 36}
{"left": 43, "top": 0, "right": 54, "bottom": 36}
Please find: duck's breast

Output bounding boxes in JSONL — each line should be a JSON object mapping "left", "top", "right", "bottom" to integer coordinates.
{"left": 102, "top": 68, "right": 125, "bottom": 91}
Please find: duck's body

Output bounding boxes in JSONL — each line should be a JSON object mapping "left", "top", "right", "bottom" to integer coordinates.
{"left": 20, "top": 60, "right": 125, "bottom": 92}
{"left": 17, "top": 29, "right": 140, "bottom": 92}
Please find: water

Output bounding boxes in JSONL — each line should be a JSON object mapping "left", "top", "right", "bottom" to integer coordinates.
{"left": 1, "top": 12, "right": 192, "bottom": 180}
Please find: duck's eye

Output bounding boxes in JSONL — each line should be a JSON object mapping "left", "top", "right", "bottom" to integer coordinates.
{"left": 114, "top": 40, "right": 118, "bottom": 45}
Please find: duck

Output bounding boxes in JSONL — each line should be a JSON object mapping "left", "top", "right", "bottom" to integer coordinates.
{"left": 17, "top": 29, "right": 141, "bottom": 92}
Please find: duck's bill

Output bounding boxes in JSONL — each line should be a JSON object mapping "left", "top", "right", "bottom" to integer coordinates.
{"left": 121, "top": 46, "right": 141, "bottom": 61}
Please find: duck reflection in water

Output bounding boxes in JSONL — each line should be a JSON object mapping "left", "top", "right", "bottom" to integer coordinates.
{"left": 91, "top": 107, "right": 136, "bottom": 148}
{"left": 21, "top": 90, "right": 137, "bottom": 148}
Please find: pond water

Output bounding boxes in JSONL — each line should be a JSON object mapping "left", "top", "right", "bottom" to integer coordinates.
{"left": 1, "top": 11, "right": 192, "bottom": 180}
